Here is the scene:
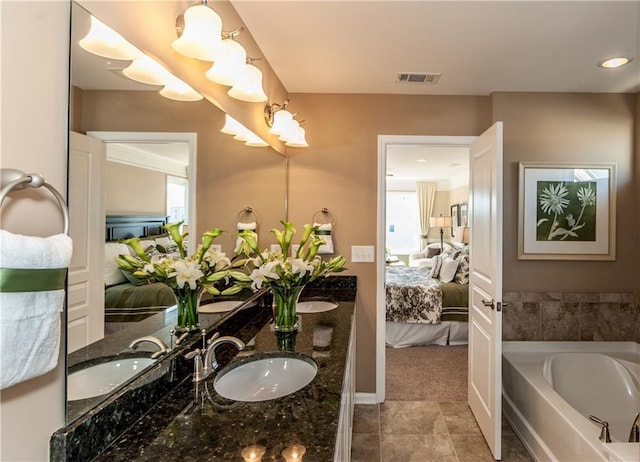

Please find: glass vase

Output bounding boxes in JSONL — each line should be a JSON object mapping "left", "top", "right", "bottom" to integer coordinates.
{"left": 172, "top": 286, "right": 203, "bottom": 332}
{"left": 271, "top": 284, "right": 305, "bottom": 332}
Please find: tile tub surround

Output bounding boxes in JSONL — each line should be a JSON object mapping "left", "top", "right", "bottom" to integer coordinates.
{"left": 502, "top": 291, "right": 638, "bottom": 342}
{"left": 92, "top": 295, "right": 356, "bottom": 460}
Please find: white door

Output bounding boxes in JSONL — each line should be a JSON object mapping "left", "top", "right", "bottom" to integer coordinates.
{"left": 67, "top": 131, "right": 105, "bottom": 352}
{"left": 468, "top": 122, "right": 504, "bottom": 459}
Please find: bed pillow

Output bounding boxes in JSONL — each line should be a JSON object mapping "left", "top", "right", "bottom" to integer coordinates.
{"left": 439, "top": 256, "right": 460, "bottom": 283}
{"left": 429, "top": 255, "right": 443, "bottom": 278}
{"left": 104, "top": 242, "right": 130, "bottom": 286}
{"left": 454, "top": 253, "right": 470, "bottom": 284}
{"left": 426, "top": 247, "right": 441, "bottom": 258}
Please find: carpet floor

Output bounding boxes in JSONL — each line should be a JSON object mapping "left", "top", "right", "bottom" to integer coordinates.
{"left": 385, "top": 345, "right": 468, "bottom": 401}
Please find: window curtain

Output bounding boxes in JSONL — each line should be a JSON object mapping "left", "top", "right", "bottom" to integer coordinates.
{"left": 416, "top": 182, "right": 437, "bottom": 249}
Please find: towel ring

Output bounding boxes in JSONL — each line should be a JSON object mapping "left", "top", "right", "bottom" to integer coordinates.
{"left": 312, "top": 208, "right": 335, "bottom": 226}
{"left": 0, "top": 168, "right": 69, "bottom": 235}
{"left": 236, "top": 206, "right": 259, "bottom": 224}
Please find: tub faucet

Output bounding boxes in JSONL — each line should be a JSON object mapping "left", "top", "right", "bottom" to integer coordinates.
{"left": 129, "top": 336, "right": 170, "bottom": 359}
{"left": 202, "top": 335, "right": 245, "bottom": 379}
{"left": 628, "top": 413, "right": 640, "bottom": 443}
{"left": 589, "top": 415, "right": 612, "bottom": 443}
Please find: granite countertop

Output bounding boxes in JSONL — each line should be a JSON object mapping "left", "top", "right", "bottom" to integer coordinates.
{"left": 93, "top": 289, "right": 356, "bottom": 461}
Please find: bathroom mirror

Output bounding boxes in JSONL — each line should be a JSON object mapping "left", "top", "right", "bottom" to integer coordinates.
{"left": 66, "top": 1, "right": 287, "bottom": 422}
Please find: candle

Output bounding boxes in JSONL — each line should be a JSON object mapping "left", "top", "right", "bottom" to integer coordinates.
{"left": 241, "top": 444, "right": 266, "bottom": 462}
{"left": 281, "top": 444, "right": 306, "bottom": 462}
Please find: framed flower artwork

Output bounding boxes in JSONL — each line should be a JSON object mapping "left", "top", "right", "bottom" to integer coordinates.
{"left": 518, "top": 162, "right": 616, "bottom": 260}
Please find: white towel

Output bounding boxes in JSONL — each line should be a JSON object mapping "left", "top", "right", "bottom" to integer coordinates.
{"left": 235, "top": 221, "right": 257, "bottom": 253}
{"left": 0, "top": 230, "right": 73, "bottom": 390}
{"left": 313, "top": 223, "right": 334, "bottom": 255}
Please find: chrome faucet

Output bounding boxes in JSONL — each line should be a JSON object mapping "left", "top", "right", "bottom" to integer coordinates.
{"left": 629, "top": 413, "right": 640, "bottom": 442}
{"left": 589, "top": 415, "right": 612, "bottom": 443}
{"left": 129, "top": 336, "right": 170, "bottom": 359}
{"left": 202, "top": 335, "right": 245, "bottom": 379}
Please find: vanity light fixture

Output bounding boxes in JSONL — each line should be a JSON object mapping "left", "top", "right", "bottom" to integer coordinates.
{"left": 220, "top": 114, "right": 268, "bottom": 147}
{"left": 205, "top": 31, "right": 247, "bottom": 86}
{"left": 79, "top": 15, "right": 142, "bottom": 60}
{"left": 265, "top": 101, "right": 309, "bottom": 147}
{"left": 228, "top": 60, "right": 268, "bottom": 103}
{"left": 281, "top": 444, "right": 306, "bottom": 462}
{"left": 598, "top": 56, "right": 633, "bottom": 68}
{"left": 241, "top": 444, "right": 266, "bottom": 462}
{"left": 172, "top": 1, "right": 223, "bottom": 61}
{"left": 160, "top": 77, "right": 203, "bottom": 102}
{"left": 123, "top": 55, "right": 173, "bottom": 86}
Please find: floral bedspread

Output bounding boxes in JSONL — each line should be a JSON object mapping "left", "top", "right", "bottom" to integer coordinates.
{"left": 385, "top": 266, "right": 443, "bottom": 324}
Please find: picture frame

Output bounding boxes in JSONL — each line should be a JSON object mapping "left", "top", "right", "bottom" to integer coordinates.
{"left": 450, "top": 204, "right": 460, "bottom": 237}
{"left": 459, "top": 202, "right": 468, "bottom": 227}
{"left": 518, "top": 162, "right": 616, "bottom": 261}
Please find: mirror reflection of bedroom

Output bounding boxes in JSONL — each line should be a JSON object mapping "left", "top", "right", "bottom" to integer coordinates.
{"left": 385, "top": 143, "right": 470, "bottom": 401}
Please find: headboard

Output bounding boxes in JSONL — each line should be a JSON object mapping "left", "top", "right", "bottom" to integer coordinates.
{"left": 105, "top": 215, "right": 169, "bottom": 241}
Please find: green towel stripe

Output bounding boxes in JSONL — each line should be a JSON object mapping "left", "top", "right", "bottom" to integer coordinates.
{"left": 0, "top": 268, "right": 67, "bottom": 293}
{"left": 314, "top": 230, "right": 331, "bottom": 236}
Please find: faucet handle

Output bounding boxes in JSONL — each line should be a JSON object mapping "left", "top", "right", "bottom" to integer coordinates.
{"left": 184, "top": 348, "right": 204, "bottom": 382}
{"left": 589, "top": 415, "right": 612, "bottom": 443}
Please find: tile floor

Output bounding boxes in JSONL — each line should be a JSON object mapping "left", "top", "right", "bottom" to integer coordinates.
{"left": 351, "top": 347, "right": 534, "bottom": 461}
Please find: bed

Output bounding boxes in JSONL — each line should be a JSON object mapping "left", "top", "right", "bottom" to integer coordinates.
{"left": 385, "top": 263, "right": 469, "bottom": 347}
{"left": 104, "top": 215, "right": 177, "bottom": 331}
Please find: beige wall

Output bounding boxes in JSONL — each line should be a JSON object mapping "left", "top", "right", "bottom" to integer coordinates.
{"left": 449, "top": 184, "right": 469, "bottom": 209}
{"left": 494, "top": 93, "right": 637, "bottom": 292}
{"left": 106, "top": 162, "right": 166, "bottom": 215}
{"left": 636, "top": 94, "right": 640, "bottom": 304}
{"left": 78, "top": 90, "right": 287, "bottom": 255}
{"left": 0, "top": 2, "right": 69, "bottom": 460}
{"left": 287, "top": 93, "right": 492, "bottom": 392}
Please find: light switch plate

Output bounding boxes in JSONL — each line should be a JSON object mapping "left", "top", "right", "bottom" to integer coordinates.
{"left": 351, "top": 245, "right": 375, "bottom": 262}
{"left": 211, "top": 244, "right": 222, "bottom": 252}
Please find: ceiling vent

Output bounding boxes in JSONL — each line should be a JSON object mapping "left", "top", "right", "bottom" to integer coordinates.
{"left": 396, "top": 72, "right": 441, "bottom": 85}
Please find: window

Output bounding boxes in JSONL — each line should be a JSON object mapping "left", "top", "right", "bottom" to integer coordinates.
{"left": 386, "top": 191, "right": 420, "bottom": 254}
{"left": 167, "top": 176, "right": 188, "bottom": 224}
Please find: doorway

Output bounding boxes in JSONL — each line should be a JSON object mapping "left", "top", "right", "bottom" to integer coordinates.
{"left": 376, "top": 135, "right": 477, "bottom": 402}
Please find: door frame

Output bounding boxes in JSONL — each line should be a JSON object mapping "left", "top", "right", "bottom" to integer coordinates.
{"left": 376, "top": 134, "right": 477, "bottom": 403}
{"left": 87, "top": 131, "right": 197, "bottom": 252}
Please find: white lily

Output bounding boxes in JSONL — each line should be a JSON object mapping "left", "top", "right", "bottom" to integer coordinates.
{"left": 291, "top": 258, "right": 313, "bottom": 277}
{"left": 172, "top": 260, "right": 204, "bottom": 290}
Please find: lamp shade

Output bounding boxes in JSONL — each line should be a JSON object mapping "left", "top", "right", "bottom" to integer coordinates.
{"left": 79, "top": 15, "right": 142, "bottom": 60}
{"left": 159, "top": 78, "right": 203, "bottom": 102}
{"left": 430, "top": 216, "right": 452, "bottom": 228}
{"left": 285, "top": 126, "right": 309, "bottom": 148}
{"left": 220, "top": 114, "right": 245, "bottom": 136}
{"left": 227, "top": 63, "right": 268, "bottom": 103}
{"left": 172, "top": 4, "right": 222, "bottom": 61}
{"left": 244, "top": 132, "right": 269, "bottom": 147}
{"left": 123, "top": 55, "right": 172, "bottom": 86}
{"left": 269, "top": 109, "right": 294, "bottom": 136}
{"left": 205, "top": 39, "right": 247, "bottom": 86}
{"left": 462, "top": 226, "right": 470, "bottom": 244}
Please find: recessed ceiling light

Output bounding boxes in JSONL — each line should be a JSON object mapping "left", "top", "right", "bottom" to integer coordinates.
{"left": 416, "top": 159, "right": 426, "bottom": 163}
{"left": 598, "top": 57, "right": 632, "bottom": 69}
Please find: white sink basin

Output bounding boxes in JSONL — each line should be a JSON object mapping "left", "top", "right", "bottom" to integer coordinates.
{"left": 199, "top": 300, "right": 241, "bottom": 313}
{"left": 213, "top": 353, "right": 317, "bottom": 402}
{"left": 296, "top": 300, "right": 338, "bottom": 313}
{"left": 68, "top": 356, "right": 155, "bottom": 401}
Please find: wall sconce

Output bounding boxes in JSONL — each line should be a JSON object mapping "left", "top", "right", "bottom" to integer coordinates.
{"left": 265, "top": 101, "right": 309, "bottom": 147}
{"left": 172, "top": 1, "right": 222, "bottom": 61}
{"left": 123, "top": 55, "right": 172, "bottom": 86}
{"left": 79, "top": 15, "right": 142, "bottom": 60}
{"left": 228, "top": 60, "right": 268, "bottom": 103}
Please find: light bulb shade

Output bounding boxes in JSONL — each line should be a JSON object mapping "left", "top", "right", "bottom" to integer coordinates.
{"left": 232, "top": 125, "right": 251, "bottom": 142}
{"left": 245, "top": 132, "right": 268, "bottom": 147}
{"left": 123, "top": 56, "right": 172, "bottom": 85}
{"left": 269, "top": 109, "right": 294, "bottom": 135}
{"left": 285, "top": 126, "right": 309, "bottom": 148}
{"left": 172, "top": 4, "right": 222, "bottom": 61}
{"left": 205, "top": 39, "right": 247, "bottom": 86}
{"left": 160, "top": 78, "right": 203, "bottom": 102}
{"left": 79, "top": 16, "right": 143, "bottom": 60}
{"left": 278, "top": 119, "right": 300, "bottom": 142}
{"left": 220, "top": 114, "right": 245, "bottom": 136}
{"left": 430, "top": 216, "right": 452, "bottom": 228}
{"left": 227, "top": 64, "right": 268, "bottom": 103}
